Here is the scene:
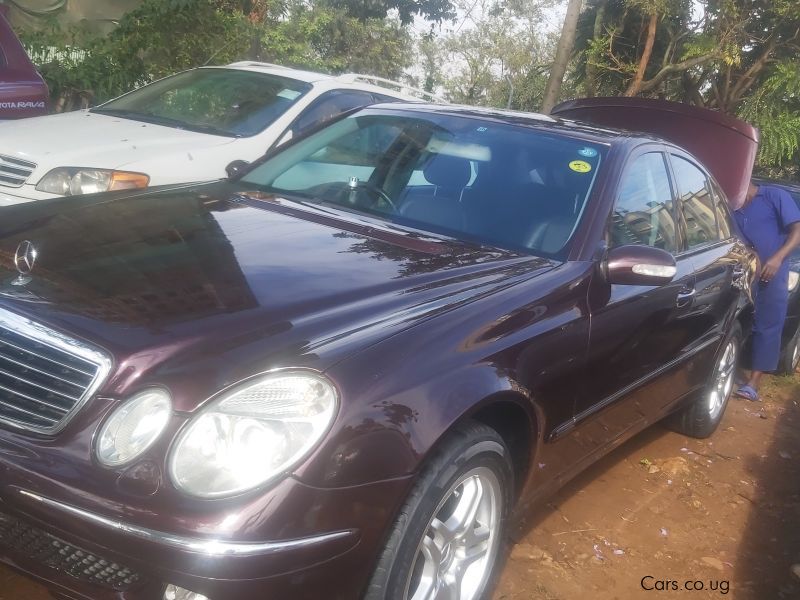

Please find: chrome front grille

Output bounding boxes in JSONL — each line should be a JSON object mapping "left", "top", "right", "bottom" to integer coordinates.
{"left": 0, "top": 308, "right": 111, "bottom": 434}
{"left": 0, "top": 153, "right": 37, "bottom": 187}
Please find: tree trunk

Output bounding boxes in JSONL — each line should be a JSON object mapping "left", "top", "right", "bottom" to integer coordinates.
{"left": 584, "top": 0, "right": 607, "bottom": 97}
{"left": 541, "top": 0, "right": 583, "bottom": 114}
{"left": 625, "top": 11, "right": 657, "bottom": 96}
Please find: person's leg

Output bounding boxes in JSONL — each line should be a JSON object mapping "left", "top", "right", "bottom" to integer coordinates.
{"left": 745, "top": 369, "right": 764, "bottom": 389}
{"left": 738, "top": 276, "right": 790, "bottom": 400}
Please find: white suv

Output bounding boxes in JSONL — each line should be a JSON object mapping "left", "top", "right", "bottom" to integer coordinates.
{"left": 0, "top": 62, "right": 438, "bottom": 205}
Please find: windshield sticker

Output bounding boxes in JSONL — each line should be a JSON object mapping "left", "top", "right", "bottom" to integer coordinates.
{"left": 569, "top": 160, "right": 592, "bottom": 173}
{"left": 277, "top": 89, "right": 302, "bottom": 100}
{"left": 578, "top": 147, "right": 598, "bottom": 158}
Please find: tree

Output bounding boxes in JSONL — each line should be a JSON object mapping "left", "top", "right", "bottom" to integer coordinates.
{"left": 322, "top": 0, "right": 455, "bottom": 24}
{"left": 433, "top": 0, "right": 557, "bottom": 110}
{"left": 260, "top": 2, "right": 413, "bottom": 79}
{"left": 541, "top": 0, "right": 582, "bottom": 113}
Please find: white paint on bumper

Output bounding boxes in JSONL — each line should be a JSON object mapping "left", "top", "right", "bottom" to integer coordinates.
{"left": 0, "top": 186, "right": 54, "bottom": 205}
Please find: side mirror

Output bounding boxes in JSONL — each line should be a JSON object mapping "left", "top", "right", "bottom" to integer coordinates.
{"left": 606, "top": 245, "right": 677, "bottom": 286}
{"left": 225, "top": 160, "right": 250, "bottom": 179}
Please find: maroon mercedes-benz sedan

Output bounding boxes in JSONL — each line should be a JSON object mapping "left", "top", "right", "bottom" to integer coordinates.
{"left": 0, "top": 103, "right": 755, "bottom": 600}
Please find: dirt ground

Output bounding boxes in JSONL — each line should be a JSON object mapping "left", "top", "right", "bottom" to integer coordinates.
{"left": 1, "top": 375, "right": 799, "bottom": 600}
{"left": 494, "top": 374, "right": 800, "bottom": 600}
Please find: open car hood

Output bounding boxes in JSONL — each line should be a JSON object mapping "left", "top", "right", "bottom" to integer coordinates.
{"left": 552, "top": 98, "right": 759, "bottom": 208}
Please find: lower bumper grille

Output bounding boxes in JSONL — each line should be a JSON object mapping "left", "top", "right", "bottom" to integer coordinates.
{"left": 0, "top": 510, "right": 144, "bottom": 591}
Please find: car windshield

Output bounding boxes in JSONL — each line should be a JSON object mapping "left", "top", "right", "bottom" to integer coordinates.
{"left": 241, "top": 110, "right": 606, "bottom": 257}
{"left": 91, "top": 68, "right": 312, "bottom": 137}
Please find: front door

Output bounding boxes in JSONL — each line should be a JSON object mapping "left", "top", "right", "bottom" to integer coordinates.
{"left": 570, "top": 149, "right": 698, "bottom": 456}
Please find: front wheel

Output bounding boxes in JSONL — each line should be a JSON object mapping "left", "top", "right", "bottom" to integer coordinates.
{"left": 669, "top": 323, "right": 741, "bottom": 438}
{"left": 365, "top": 422, "right": 513, "bottom": 600}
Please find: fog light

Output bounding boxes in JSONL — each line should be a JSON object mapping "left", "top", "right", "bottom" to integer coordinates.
{"left": 164, "top": 584, "right": 210, "bottom": 600}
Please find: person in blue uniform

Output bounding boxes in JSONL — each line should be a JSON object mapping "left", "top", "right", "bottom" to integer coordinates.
{"left": 735, "top": 182, "right": 800, "bottom": 400}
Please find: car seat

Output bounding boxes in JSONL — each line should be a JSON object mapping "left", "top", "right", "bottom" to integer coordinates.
{"left": 399, "top": 153, "right": 471, "bottom": 231}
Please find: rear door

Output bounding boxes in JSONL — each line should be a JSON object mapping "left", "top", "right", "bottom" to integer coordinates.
{"left": 572, "top": 146, "right": 698, "bottom": 453}
{"left": 667, "top": 150, "right": 745, "bottom": 391}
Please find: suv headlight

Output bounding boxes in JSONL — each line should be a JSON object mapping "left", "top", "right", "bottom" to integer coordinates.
{"left": 36, "top": 167, "right": 149, "bottom": 196}
{"left": 790, "top": 271, "right": 799, "bottom": 292}
{"left": 169, "top": 371, "right": 338, "bottom": 498}
{"left": 96, "top": 389, "right": 172, "bottom": 467}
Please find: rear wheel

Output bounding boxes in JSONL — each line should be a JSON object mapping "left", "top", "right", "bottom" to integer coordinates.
{"left": 365, "top": 422, "right": 512, "bottom": 600}
{"left": 777, "top": 326, "right": 800, "bottom": 375}
{"left": 669, "top": 323, "right": 741, "bottom": 438}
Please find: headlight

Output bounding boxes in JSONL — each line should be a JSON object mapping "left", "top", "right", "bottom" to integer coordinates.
{"left": 169, "top": 371, "right": 338, "bottom": 498}
{"left": 36, "top": 167, "right": 149, "bottom": 196}
{"left": 790, "top": 271, "right": 799, "bottom": 291}
{"left": 96, "top": 389, "right": 172, "bottom": 467}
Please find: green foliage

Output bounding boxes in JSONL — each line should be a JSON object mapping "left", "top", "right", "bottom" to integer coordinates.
{"left": 740, "top": 61, "right": 800, "bottom": 167}
{"left": 20, "top": 0, "right": 413, "bottom": 107}
{"left": 322, "top": 0, "right": 455, "bottom": 24}
{"left": 260, "top": 4, "right": 412, "bottom": 79}
{"left": 436, "top": 0, "right": 558, "bottom": 110}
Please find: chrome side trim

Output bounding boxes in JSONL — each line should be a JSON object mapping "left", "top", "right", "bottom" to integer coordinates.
{"left": 549, "top": 335, "right": 722, "bottom": 441}
{"left": 18, "top": 489, "right": 356, "bottom": 557}
{"left": 0, "top": 306, "right": 112, "bottom": 434}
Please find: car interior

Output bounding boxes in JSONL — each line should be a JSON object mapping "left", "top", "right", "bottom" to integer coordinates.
{"left": 249, "top": 114, "right": 603, "bottom": 256}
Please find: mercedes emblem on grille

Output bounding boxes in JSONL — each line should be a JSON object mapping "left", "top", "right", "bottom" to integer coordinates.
{"left": 12, "top": 240, "right": 37, "bottom": 286}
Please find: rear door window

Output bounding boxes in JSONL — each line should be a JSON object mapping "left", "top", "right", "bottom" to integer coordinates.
{"left": 610, "top": 152, "right": 677, "bottom": 252}
{"left": 671, "top": 155, "right": 720, "bottom": 248}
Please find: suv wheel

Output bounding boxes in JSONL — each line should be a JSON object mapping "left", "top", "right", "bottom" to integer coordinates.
{"left": 365, "top": 422, "right": 512, "bottom": 600}
{"left": 669, "top": 323, "right": 741, "bottom": 438}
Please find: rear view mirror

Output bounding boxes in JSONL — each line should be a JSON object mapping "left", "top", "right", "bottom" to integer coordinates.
{"left": 225, "top": 160, "right": 250, "bottom": 179}
{"left": 606, "top": 245, "right": 676, "bottom": 286}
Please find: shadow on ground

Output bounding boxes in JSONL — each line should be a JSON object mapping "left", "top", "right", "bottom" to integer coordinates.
{"left": 734, "top": 376, "right": 800, "bottom": 599}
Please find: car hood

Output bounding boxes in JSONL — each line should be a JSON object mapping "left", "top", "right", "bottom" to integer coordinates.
{"left": 0, "top": 183, "right": 552, "bottom": 411}
{"left": 0, "top": 111, "right": 236, "bottom": 178}
{"left": 552, "top": 98, "right": 759, "bottom": 208}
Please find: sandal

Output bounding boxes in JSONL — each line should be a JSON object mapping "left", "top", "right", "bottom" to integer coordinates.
{"left": 735, "top": 384, "right": 760, "bottom": 402}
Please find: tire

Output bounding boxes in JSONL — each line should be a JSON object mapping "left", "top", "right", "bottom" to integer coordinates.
{"left": 365, "top": 421, "right": 513, "bottom": 600}
{"left": 669, "top": 322, "right": 741, "bottom": 438}
{"left": 777, "top": 326, "right": 800, "bottom": 375}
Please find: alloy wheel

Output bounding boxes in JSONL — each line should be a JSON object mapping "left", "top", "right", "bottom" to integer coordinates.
{"left": 708, "top": 340, "right": 736, "bottom": 419}
{"left": 404, "top": 466, "right": 502, "bottom": 600}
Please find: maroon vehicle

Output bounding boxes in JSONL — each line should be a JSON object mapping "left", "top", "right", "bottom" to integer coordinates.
{"left": 552, "top": 97, "right": 760, "bottom": 209}
{"left": 0, "top": 5, "right": 48, "bottom": 120}
{"left": 0, "top": 102, "right": 755, "bottom": 600}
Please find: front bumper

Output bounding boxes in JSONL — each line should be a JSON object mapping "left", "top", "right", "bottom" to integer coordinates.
{"left": 0, "top": 185, "right": 53, "bottom": 205}
{"left": 0, "top": 475, "right": 413, "bottom": 600}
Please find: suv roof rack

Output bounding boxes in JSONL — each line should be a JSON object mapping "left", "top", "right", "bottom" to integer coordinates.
{"left": 227, "top": 61, "right": 293, "bottom": 70}
{"left": 336, "top": 73, "right": 446, "bottom": 103}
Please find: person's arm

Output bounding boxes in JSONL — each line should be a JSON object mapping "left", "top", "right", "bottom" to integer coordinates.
{"left": 761, "top": 187, "right": 800, "bottom": 281}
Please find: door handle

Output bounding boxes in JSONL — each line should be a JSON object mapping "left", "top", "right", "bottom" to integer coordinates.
{"left": 676, "top": 287, "right": 696, "bottom": 308}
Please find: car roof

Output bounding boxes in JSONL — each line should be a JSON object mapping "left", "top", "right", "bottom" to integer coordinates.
{"left": 753, "top": 177, "right": 800, "bottom": 194}
{"left": 217, "top": 62, "right": 431, "bottom": 102}
{"left": 222, "top": 61, "right": 339, "bottom": 83}
{"left": 362, "top": 102, "right": 663, "bottom": 145}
